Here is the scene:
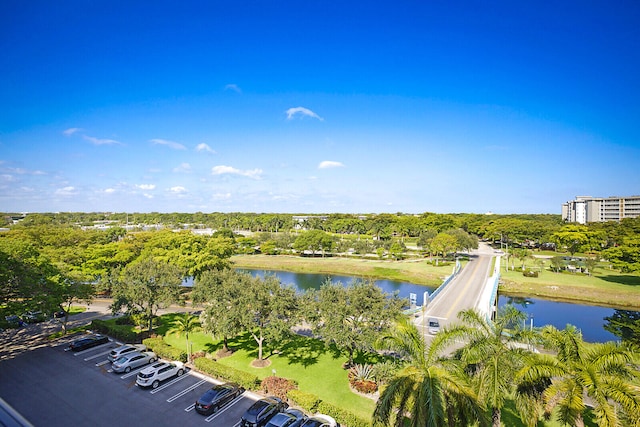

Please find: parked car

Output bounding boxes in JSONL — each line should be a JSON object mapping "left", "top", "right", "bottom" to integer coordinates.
{"left": 22, "top": 311, "right": 46, "bottom": 323}
{"left": 136, "top": 361, "right": 185, "bottom": 388}
{"left": 68, "top": 334, "right": 109, "bottom": 351}
{"left": 265, "top": 408, "right": 307, "bottom": 427}
{"left": 240, "top": 396, "right": 288, "bottom": 427}
{"left": 194, "top": 382, "right": 245, "bottom": 415}
{"left": 428, "top": 318, "right": 440, "bottom": 335}
{"left": 111, "top": 351, "right": 157, "bottom": 373}
{"left": 108, "top": 343, "right": 146, "bottom": 362}
{"left": 300, "top": 414, "right": 338, "bottom": 427}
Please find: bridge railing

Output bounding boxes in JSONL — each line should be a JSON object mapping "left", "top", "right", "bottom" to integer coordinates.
{"left": 478, "top": 256, "right": 501, "bottom": 322}
{"left": 426, "top": 259, "right": 461, "bottom": 305}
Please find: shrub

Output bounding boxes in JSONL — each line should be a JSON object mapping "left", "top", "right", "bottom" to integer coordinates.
{"left": 115, "top": 316, "right": 133, "bottom": 325}
{"left": 286, "top": 389, "right": 321, "bottom": 413}
{"left": 348, "top": 364, "right": 373, "bottom": 382}
{"left": 142, "top": 337, "right": 187, "bottom": 362}
{"left": 350, "top": 380, "right": 377, "bottom": 394}
{"left": 194, "top": 357, "right": 260, "bottom": 390}
{"left": 90, "top": 319, "right": 142, "bottom": 343}
{"left": 523, "top": 270, "right": 539, "bottom": 278}
{"left": 190, "top": 351, "right": 206, "bottom": 362}
{"left": 316, "top": 400, "right": 372, "bottom": 427}
{"left": 261, "top": 376, "right": 298, "bottom": 402}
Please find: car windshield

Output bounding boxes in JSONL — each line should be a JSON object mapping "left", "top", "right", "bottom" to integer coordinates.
{"left": 247, "top": 400, "right": 270, "bottom": 415}
{"left": 115, "top": 356, "right": 128, "bottom": 364}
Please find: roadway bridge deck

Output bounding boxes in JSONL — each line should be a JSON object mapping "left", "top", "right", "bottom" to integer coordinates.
{"left": 414, "top": 243, "right": 500, "bottom": 335}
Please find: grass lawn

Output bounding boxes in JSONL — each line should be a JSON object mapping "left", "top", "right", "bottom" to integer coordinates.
{"left": 160, "top": 314, "right": 376, "bottom": 420}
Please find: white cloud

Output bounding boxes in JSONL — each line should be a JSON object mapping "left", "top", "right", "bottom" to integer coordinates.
{"left": 143, "top": 193, "right": 154, "bottom": 199}
{"left": 136, "top": 184, "right": 156, "bottom": 190}
{"left": 224, "top": 84, "right": 242, "bottom": 93}
{"left": 318, "top": 161, "right": 345, "bottom": 169}
{"left": 211, "top": 165, "right": 263, "bottom": 179}
{"left": 150, "top": 138, "right": 187, "bottom": 150}
{"left": 55, "top": 186, "right": 76, "bottom": 196}
{"left": 104, "top": 188, "right": 116, "bottom": 194}
{"left": 196, "top": 143, "right": 216, "bottom": 154}
{"left": 83, "top": 135, "right": 122, "bottom": 145}
{"left": 169, "top": 186, "right": 187, "bottom": 194}
{"left": 173, "top": 163, "right": 192, "bottom": 173}
{"left": 63, "top": 127, "right": 82, "bottom": 136}
{"left": 212, "top": 192, "right": 231, "bottom": 200}
{"left": 286, "top": 107, "right": 324, "bottom": 121}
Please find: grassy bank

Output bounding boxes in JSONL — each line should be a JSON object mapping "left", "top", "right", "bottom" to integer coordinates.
{"left": 231, "top": 254, "right": 640, "bottom": 310}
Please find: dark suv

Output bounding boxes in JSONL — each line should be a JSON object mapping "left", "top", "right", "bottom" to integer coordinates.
{"left": 240, "top": 397, "right": 288, "bottom": 427}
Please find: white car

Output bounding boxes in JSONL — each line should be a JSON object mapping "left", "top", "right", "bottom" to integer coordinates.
{"left": 428, "top": 318, "right": 440, "bottom": 335}
{"left": 136, "top": 361, "right": 185, "bottom": 388}
{"left": 108, "top": 343, "right": 146, "bottom": 362}
{"left": 112, "top": 351, "right": 157, "bottom": 373}
{"left": 300, "top": 414, "right": 338, "bottom": 427}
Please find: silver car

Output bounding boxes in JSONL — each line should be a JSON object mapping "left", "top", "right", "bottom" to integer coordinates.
{"left": 108, "top": 343, "right": 146, "bottom": 362}
{"left": 112, "top": 351, "right": 157, "bottom": 373}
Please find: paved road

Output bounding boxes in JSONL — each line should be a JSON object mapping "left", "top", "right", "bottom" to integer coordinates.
{"left": 415, "top": 243, "right": 495, "bottom": 336}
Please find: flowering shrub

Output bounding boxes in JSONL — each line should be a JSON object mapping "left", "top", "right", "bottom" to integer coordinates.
{"left": 261, "top": 376, "right": 298, "bottom": 401}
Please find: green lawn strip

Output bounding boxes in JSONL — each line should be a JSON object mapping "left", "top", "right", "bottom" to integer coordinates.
{"left": 232, "top": 254, "right": 456, "bottom": 287}
{"left": 162, "top": 326, "right": 376, "bottom": 420}
{"left": 499, "top": 260, "right": 640, "bottom": 308}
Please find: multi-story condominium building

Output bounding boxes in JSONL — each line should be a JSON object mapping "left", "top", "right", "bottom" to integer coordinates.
{"left": 562, "top": 195, "right": 640, "bottom": 223}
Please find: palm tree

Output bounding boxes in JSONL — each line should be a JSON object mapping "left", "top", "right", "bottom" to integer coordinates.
{"left": 451, "top": 306, "right": 535, "bottom": 427}
{"left": 373, "top": 316, "right": 488, "bottom": 427}
{"left": 168, "top": 312, "right": 201, "bottom": 362}
{"left": 517, "top": 325, "right": 640, "bottom": 427}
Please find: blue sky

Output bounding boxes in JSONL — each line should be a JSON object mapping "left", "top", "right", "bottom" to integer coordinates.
{"left": 1, "top": 1, "right": 638, "bottom": 214}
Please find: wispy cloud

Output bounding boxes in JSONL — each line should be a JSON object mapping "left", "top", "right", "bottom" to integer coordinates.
{"left": 150, "top": 138, "right": 187, "bottom": 150}
{"left": 104, "top": 188, "right": 116, "bottom": 194}
{"left": 318, "top": 160, "right": 345, "bottom": 169}
{"left": 63, "top": 127, "right": 82, "bottom": 136}
{"left": 196, "top": 143, "right": 216, "bottom": 154}
{"left": 286, "top": 107, "right": 324, "bottom": 121}
{"left": 169, "top": 186, "right": 187, "bottom": 194}
{"left": 54, "top": 186, "right": 77, "bottom": 196}
{"left": 212, "top": 165, "right": 263, "bottom": 179}
{"left": 224, "top": 84, "right": 242, "bottom": 93}
{"left": 83, "top": 135, "right": 122, "bottom": 145}
{"left": 136, "top": 184, "right": 156, "bottom": 190}
{"left": 173, "top": 163, "right": 192, "bottom": 173}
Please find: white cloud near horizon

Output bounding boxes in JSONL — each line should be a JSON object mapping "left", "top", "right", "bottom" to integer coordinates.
{"left": 211, "top": 165, "right": 263, "bottom": 179}
{"left": 196, "top": 143, "right": 216, "bottom": 153}
{"left": 169, "top": 186, "right": 187, "bottom": 194}
{"left": 224, "top": 84, "right": 242, "bottom": 93}
{"left": 54, "top": 186, "right": 76, "bottom": 196}
{"left": 286, "top": 107, "right": 324, "bottom": 121}
{"left": 318, "top": 160, "right": 345, "bottom": 169}
{"left": 63, "top": 128, "right": 82, "bottom": 136}
{"left": 136, "top": 184, "right": 156, "bottom": 190}
{"left": 150, "top": 138, "right": 187, "bottom": 150}
{"left": 83, "top": 135, "right": 122, "bottom": 145}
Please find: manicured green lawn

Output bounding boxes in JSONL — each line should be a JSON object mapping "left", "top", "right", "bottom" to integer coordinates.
{"left": 161, "top": 317, "right": 377, "bottom": 420}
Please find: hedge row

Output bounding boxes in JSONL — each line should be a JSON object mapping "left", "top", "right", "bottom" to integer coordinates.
{"left": 90, "top": 319, "right": 145, "bottom": 343}
{"left": 287, "top": 389, "right": 372, "bottom": 427}
{"left": 142, "top": 337, "right": 188, "bottom": 363}
{"left": 193, "top": 357, "right": 260, "bottom": 390}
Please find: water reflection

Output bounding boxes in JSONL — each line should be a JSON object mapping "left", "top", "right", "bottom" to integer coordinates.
{"left": 186, "top": 269, "right": 637, "bottom": 344}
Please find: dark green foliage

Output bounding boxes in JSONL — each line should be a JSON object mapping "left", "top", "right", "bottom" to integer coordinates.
{"left": 142, "top": 337, "right": 187, "bottom": 362}
{"left": 193, "top": 357, "right": 260, "bottom": 390}
{"left": 523, "top": 270, "right": 538, "bottom": 277}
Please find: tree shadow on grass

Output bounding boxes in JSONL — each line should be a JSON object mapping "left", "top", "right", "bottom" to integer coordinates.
{"left": 203, "top": 331, "right": 256, "bottom": 356}
{"left": 276, "top": 334, "right": 344, "bottom": 368}
{"left": 597, "top": 274, "right": 640, "bottom": 287}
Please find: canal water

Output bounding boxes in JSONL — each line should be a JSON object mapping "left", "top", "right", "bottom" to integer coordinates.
{"left": 234, "top": 269, "right": 630, "bottom": 343}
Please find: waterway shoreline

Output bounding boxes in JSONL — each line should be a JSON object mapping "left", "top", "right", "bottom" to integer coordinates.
{"left": 231, "top": 254, "right": 640, "bottom": 310}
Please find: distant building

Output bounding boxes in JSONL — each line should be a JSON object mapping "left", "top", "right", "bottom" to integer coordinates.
{"left": 562, "top": 195, "right": 640, "bottom": 223}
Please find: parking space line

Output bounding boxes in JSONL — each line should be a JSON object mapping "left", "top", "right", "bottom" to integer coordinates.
{"left": 204, "top": 395, "right": 244, "bottom": 423}
{"left": 79, "top": 347, "right": 112, "bottom": 360}
{"left": 184, "top": 403, "right": 195, "bottom": 412}
{"left": 120, "top": 366, "right": 147, "bottom": 379}
{"left": 167, "top": 379, "right": 207, "bottom": 402}
{"left": 95, "top": 359, "right": 110, "bottom": 367}
{"left": 149, "top": 372, "right": 191, "bottom": 394}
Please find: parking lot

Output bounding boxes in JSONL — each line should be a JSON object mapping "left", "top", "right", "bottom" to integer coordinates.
{"left": 0, "top": 331, "right": 260, "bottom": 426}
